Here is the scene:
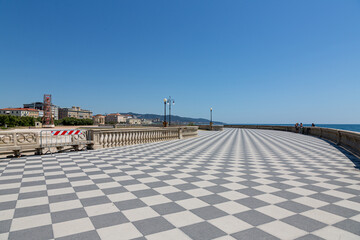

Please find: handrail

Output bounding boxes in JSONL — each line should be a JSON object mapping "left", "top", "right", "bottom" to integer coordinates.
{"left": 224, "top": 125, "right": 360, "bottom": 156}
{"left": 87, "top": 126, "right": 198, "bottom": 149}
{"left": 0, "top": 126, "right": 198, "bottom": 157}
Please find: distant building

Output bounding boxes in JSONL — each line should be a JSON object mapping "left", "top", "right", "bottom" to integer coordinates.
{"left": 59, "top": 106, "right": 93, "bottom": 119}
{"left": 0, "top": 108, "right": 39, "bottom": 118}
{"left": 127, "top": 118, "right": 142, "bottom": 125}
{"left": 141, "top": 119, "right": 153, "bottom": 124}
{"left": 93, "top": 114, "right": 105, "bottom": 125}
{"left": 105, "top": 113, "right": 127, "bottom": 124}
{"left": 23, "top": 102, "right": 59, "bottom": 120}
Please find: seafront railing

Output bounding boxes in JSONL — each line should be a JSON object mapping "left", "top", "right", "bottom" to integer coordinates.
{"left": 0, "top": 126, "right": 198, "bottom": 157}
{"left": 88, "top": 127, "right": 198, "bottom": 149}
{"left": 225, "top": 125, "right": 360, "bottom": 156}
{"left": 0, "top": 132, "right": 39, "bottom": 157}
{"left": 197, "top": 125, "right": 224, "bottom": 131}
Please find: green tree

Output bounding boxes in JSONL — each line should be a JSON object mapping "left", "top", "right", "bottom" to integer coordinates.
{"left": 56, "top": 117, "right": 93, "bottom": 126}
{"left": 0, "top": 115, "right": 36, "bottom": 127}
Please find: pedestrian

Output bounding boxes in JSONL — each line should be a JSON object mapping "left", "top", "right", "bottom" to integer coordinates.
{"left": 294, "top": 123, "right": 299, "bottom": 133}
{"left": 311, "top": 123, "right": 315, "bottom": 127}
{"left": 300, "top": 123, "right": 303, "bottom": 134}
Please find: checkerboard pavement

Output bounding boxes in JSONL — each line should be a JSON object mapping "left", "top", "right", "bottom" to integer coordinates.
{"left": 1, "top": 128, "right": 360, "bottom": 240}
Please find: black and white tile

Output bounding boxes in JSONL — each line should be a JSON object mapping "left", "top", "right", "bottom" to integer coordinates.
{"left": 0, "top": 129, "right": 360, "bottom": 239}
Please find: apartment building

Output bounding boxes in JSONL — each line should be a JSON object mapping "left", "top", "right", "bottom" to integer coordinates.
{"left": 93, "top": 114, "right": 105, "bottom": 125}
{"left": 58, "top": 106, "right": 93, "bottom": 119}
{"left": 0, "top": 108, "right": 39, "bottom": 118}
{"left": 23, "top": 102, "right": 59, "bottom": 120}
{"left": 105, "top": 113, "right": 127, "bottom": 123}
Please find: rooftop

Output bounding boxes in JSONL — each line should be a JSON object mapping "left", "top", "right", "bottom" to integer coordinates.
{"left": 106, "top": 113, "right": 123, "bottom": 116}
{"left": 0, "top": 129, "right": 359, "bottom": 239}
{"left": 0, "top": 108, "right": 39, "bottom": 111}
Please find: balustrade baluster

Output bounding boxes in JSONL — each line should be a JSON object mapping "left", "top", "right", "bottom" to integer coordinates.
{"left": 120, "top": 132, "right": 123, "bottom": 146}
{"left": 108, "top": 133, "right": 112, "bottom": 147}
{"left": 114, "top": 132, "right": 119, "bottom": 147}
{"left": 116, "top": 132, "right": 119, "bottom": 146}
{"left": 103, "top": 133, "right": 108, "bottom": 148}
{"left": 99, "top": 133, "right": 104, "bottom": 148}
{"left": 121, "top": 132, "right": 124, "bottom": 145}
{"left": 125, "top": 132, "right": 128, "bottom": 145}
{"left": 119, "top": 132, "right": 123, "bottom": 146}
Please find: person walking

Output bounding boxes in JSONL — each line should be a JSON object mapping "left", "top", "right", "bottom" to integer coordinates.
{"left": 295, "top": 123, "right": 299, "bottom": 133}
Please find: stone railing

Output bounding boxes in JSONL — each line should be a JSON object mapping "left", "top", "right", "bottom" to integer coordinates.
{"left": 225, "top": 125, "right": 295, "bottom": 132}
{"left": 225, "top": 125, "right": 360, "bottom": 156}
{"left": 88, "top": 126, "right": 198, "bottom": 150}
{"left": 0, "top": 132, "right": 40, "bottom": 156}
{"left": 197, "top": 125, "right": 224, "bottom": 131}
{"left": 0, "top": 126, "right": 198, "bottom": 157}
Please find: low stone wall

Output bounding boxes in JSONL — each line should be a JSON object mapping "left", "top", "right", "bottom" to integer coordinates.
{"left": 225, "top": 125, "right": 360, "bottom": 156}
{"left": 197, "top": 125, "right": 224, "bottom": 131}
{"left": 0, "top": 126, "right": 198, "bottom": 157}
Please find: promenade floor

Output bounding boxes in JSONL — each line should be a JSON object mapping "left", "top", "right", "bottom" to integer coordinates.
{"left": 1, "top": 129, "right": 360, "bottom": 240}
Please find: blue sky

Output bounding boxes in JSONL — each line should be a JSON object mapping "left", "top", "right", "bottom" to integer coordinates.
{"left": 1, "top": 0, "right": 359, "bottom": 124}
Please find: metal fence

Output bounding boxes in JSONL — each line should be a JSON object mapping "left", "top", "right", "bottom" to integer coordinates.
{"left": 40, "top": 129, "right": 90, "bottom": 153}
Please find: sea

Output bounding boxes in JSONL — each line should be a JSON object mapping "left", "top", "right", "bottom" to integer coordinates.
{"left": 234, "top": 124, "right": 360, "bottom": 133}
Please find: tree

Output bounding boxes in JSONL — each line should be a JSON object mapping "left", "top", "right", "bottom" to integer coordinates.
{"left": 0, "top": 115, "right": 36, "bottom": 127}
{"left": 56, "top": 117, "right": 94, "bottom": 126}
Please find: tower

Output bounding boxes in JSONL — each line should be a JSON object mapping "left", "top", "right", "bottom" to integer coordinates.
{"left": 42, "top": 94, "right": 54, "bottom": 127}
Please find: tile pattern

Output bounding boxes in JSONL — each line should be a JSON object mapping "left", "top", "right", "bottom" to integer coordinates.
{"left": 1, "top": 128, "right": 360, "bottom": 240}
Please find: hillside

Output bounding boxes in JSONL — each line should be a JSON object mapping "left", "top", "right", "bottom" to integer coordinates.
{"left": 121, "top": 112, "right": 225, "bottom": 125}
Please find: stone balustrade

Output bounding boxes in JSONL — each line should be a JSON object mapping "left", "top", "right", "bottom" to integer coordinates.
{"left": 0, "top": 126, "right": 198, "bottom": 157}
{"left": 88, "top": 127, "right": 198, "bottom": 150}
{"left": 0, "top": 132, "right": 40, "bottom": 156}
{"left": 197, "top": 125, "right": 224, "bottom": 131}
{"left": 225, "top": 125, "right": 360, "bottom": 156}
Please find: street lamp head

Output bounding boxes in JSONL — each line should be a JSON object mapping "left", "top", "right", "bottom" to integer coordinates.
{"left": 210, "top": 108, "right": 212, "bottom": 111}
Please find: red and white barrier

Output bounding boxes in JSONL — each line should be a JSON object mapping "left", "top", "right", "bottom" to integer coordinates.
{"left": 51, "top": 130, "right": 83, "bottom": 136}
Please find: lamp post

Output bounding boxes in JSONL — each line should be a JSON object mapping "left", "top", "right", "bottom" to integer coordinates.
{"left": 210, "top": 107, "right": 213, "bottom": 130}
{"left": 163, "top": 98, "right": 167, "bottom": 127}
{"left": 167, "top": 96, "right": 175, "bottom": 126}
